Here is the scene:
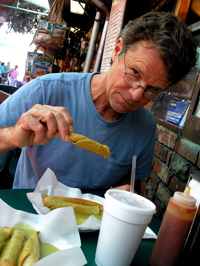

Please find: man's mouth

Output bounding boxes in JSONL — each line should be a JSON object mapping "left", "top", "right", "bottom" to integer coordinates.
{"left": 120, "top": 94, "right": 135, "bottom": 107}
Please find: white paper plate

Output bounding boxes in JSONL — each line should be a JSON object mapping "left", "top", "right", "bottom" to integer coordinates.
{"left": 27, "top": 169, "right": 157, "bottom": 238}
{"left": 28, "top": 191, "right": 104, "bottom": 233}
{"left": 0, "top": 199, "right": 87, "bottom": 266}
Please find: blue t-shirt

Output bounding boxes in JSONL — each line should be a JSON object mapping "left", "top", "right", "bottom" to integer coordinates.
{"left": 0, "top": 66, "right": 4, "bottom": 74}
{"left": 0, "top": 72, "right": 156, "bottom": 195}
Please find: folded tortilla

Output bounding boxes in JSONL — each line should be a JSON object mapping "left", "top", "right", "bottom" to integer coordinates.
{"left": 69, "top": 132, "right": 111, "bottom": 158}
{"left": 43, "top": 196, "right": 100, "bottom": 215}
{"left": 18, "top": 238, "right": 33, "bottom": 266}
{"left": 0, "top": 229, "right": 26, "bottom": 266}
{"left": 19, "top": 231, "right": 40, "bottom": 266}
{"left": 0, "top": 227, "right": 12, "bottom": 253}
{"left": 50, "top": 195, "right": 104, "bottom": 211}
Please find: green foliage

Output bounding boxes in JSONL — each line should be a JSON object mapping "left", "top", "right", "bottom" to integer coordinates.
{"left": 6, "top": 10, "right": 40, "bottom": 34}
{"left": 1, "top": 0, "right": 48, "bottom": 34}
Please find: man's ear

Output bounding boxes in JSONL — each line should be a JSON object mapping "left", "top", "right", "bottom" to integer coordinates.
{"left": 112, "top": 38, "right": 123, "bottom": 63}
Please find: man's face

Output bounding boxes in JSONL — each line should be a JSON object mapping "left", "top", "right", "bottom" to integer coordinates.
{"left": 106, "top": 40, "right": 171, "bottom": 113}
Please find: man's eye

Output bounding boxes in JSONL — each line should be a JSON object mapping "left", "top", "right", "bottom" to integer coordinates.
{"left": 133, "top": 69, "right": 139, "bottom": 76}
{"left": 147, "top": 86, "right": 155, "bottom": 91}
{"left": 147, "top": 86, "right": 162, "bottom": 93}
{"left": 132, "top": 68, "right": 139, "bottom": 77}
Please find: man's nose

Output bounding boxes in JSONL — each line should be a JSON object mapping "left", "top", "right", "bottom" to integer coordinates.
{"left": 129, "top": 86, "right": 144, "bottom": 101}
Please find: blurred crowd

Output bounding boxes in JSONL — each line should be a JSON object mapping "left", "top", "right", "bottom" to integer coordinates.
{"left": 0, "top": 61, "right": 28, "bottom": 87}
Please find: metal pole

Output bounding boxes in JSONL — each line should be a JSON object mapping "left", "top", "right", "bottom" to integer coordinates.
{"left": 83, "top": 10, "right": 102, "bottom": 73}
{"left": 93, "top": 19, "right": 109, "bottom": 72}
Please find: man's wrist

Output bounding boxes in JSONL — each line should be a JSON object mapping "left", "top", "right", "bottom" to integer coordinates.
{"left": 0, "top": 127, "right": 18, "bottom": 155}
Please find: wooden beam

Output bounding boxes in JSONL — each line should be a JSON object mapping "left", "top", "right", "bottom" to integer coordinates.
{"left": 174, "top": 0, "right": 191, "bottom": 21}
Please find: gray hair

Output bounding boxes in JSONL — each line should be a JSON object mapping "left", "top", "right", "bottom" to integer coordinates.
{"left": 118, "top": 12, "right": 198, "bottom": 84}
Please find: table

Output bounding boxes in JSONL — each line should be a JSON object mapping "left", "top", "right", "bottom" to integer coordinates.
{"left": 0, "top": 189, "right": 161, "bottom": 265}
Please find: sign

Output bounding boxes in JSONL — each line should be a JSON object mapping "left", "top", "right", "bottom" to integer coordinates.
{"left": 165, "top": 99, "right": 190, "bottom": 127}
{"left": 34, "top": 19, "right": 67, "bottom": 49}
{"left": 25, "top": 52, "right": 54, "bottom": 79}
{"left": 100, "top": 0, "right": 127, "bottom": 72}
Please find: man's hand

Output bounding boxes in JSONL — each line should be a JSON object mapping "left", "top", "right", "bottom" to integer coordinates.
{"left": 0, "top": 104, "right": 73, "bottom": 154}
{"left": 110, "top": 184, "right": 138, "bottom": 194}
{"left": 111, "top": 184, "right": 131, "bottom": 192}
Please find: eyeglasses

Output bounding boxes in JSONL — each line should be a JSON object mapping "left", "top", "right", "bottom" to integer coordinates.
{"left": 123, "top": 52, "right": 165, "bottom": 101}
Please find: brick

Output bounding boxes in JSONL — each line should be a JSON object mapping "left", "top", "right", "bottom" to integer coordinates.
{"left": 157, "top": 125, "right": 177, "bottom": 149}
{"left": 140, "top": 179, "right": 148, "bottom": 197}
{"left": 156, "top": 184, "right": 171, "bottom": 207}
{"left": 170, "top": 153, "right": 191, "bottom": 181}
{"left": 166, "top": 151, "right": 172, "bottom": 165}
{"left": 154, "top": 142, "right": 168, "bottom": 162}
{"left": 169, "top": 176, "right": 185, "bottom": 193}
{"left": 146, "top": 179, "right": 156, "bottom": 200}
{"left": 175, "top": 138, "right": 200, "bottom": 164}
{"left": 153, "top": 160, "right": 170, "bottom": 185}
{"left": 156, "top": 127, "right": 159, "bottom": 139}
{"left": 149, "top": 174, "right": 159, "bottom": 190}
{"left": 153, "top": 199, "right": 165, "bottom": 220}
{"left": 140, "top": 179, "right": 155, "bottom": 201}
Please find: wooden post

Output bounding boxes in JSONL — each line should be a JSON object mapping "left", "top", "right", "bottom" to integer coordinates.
{"left": 174, "top": 0, "right": 191, "bottom": 21}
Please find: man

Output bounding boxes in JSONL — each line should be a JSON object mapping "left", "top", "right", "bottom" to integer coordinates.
{"left": 0, "top": 62, "right": 4, "bottom": 75}
{"left": 4, "top": 62, "right": 11, "bottom": 77}
{"left": 0, "top": 62, "right": 5, "bottom": 84}
{"left": 0, "top": 12, "right": 198, "bottom": 195}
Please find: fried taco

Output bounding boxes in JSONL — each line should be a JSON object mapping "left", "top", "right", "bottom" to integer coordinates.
{"left": 49, "top": 195, "right": 104, "bottom": 211}
{"left": 0, "top": 227, "right": 12, "bottom": 253}
{"left": 19, "top": 231, "right": 40, "bottom": 266}
{"left": 0, "top": 229, "right": 26, "bottom": 266}
{"left": 43, "top": 196, "right": 100, "bottom": 215}
{"left": 69, "top": 132, "right": 111, "bottom": 158}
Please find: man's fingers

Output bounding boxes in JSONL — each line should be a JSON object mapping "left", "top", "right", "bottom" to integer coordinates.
{"left": 15, "top": 104, "right": 74, "bottom": 146}
{"left": 54, "top": 107, "right": 73, "bottom": 141}
{"left": 42, "top": 105, "right": 73, "bottom": 142}
{"left": 31, "top": 105, "right": 73, "bottom": 142}
{"left": 21, "top": 114, "right": 50, "bottom": 145}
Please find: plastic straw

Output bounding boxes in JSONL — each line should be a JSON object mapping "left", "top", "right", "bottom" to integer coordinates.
{"left": 130, "top": 155, "right": 137, "bottom": 194}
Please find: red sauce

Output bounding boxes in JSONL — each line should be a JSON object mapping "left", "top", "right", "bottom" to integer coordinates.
{"left": 149, "top": 198, "right": 196, "bottom": 266}
{"left": 179, "top": 205, "right": 200, "bottom": 265}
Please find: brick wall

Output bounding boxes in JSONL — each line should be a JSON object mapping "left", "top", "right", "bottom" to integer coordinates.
{"left": 136, "top": 123, "right": 200, "bottom": 220}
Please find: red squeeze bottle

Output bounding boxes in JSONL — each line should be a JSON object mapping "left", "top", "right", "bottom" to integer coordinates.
{"left": 149, "top": 187, "right": 197, "bottom": 266}
{"left": 179, "top": 204, "right": 200, "bottom": 265}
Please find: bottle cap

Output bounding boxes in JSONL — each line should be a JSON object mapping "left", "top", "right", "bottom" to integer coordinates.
{"left": 174, "top": 187, "right": 196, "bottom": 207}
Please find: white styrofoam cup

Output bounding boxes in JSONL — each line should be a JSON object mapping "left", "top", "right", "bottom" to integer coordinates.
{"left": 95, "top": 189, "right": 156, "bottom": 266}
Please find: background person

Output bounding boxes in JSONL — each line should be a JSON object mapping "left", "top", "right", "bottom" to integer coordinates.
{"left": 4, "top": 62, "right": 11, "bottom": 78}
{"left": 0, "top": 62, "right": 5, "bottom": 84}
{"left": 0, "top": 62, "right": 5, "bottom": 74}
{"left": 10, "top": 65, "right": 19, "bottom": 87}
{"left": 22, "top": 77, "right": 27, "bottom": 86}
{"left": 0, "top": 12, "right": 198, "bottom": 195}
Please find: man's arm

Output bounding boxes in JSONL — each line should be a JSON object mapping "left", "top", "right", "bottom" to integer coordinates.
{"left": 0, "top": 104, "right": 73, "bottom": 156}
{"left": 0, "top": 127, "right": 17, "bottom": 155}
